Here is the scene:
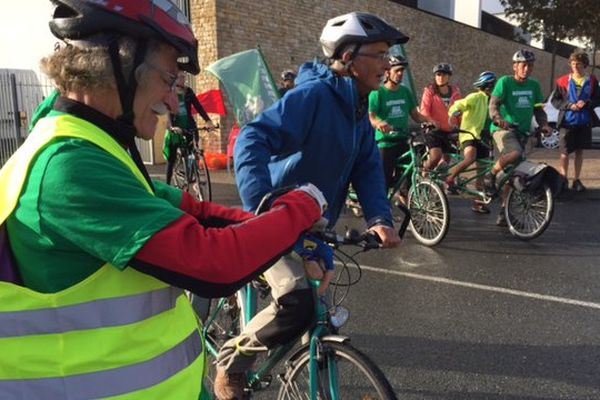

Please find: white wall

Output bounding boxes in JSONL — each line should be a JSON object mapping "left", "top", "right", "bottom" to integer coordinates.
{"left": 454, "top": 0, "right": 482, "bottom": 28}
{"left": 1, "top": 1, "right": 56, "bottom": 78}
{"left": 419, "top": 0, "right": 483, "bottom": 28}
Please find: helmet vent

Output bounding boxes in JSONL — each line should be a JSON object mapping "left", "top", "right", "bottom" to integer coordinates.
{"left": 53, "top": 3, "right": 78, "bottom": 18}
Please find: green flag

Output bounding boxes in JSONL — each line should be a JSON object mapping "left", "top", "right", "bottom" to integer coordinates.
{"left": 206, "top": 48, "right": 279, "bottom": 126}
{"left": 389, "top": 44, "right": 417, "bottom": 105}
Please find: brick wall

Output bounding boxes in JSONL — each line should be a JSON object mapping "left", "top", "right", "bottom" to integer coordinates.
{"left": 189, "top": 0, "right": 569, "bottom": 153}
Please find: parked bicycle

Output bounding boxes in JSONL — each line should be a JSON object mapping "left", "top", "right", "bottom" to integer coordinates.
{"left": 171, "top": 126, "right": 216, "bottom": 201}
{"left": 427, "top": 124, "right": 555, "bottom": 240}
{"left": 198, "top": 187, "right": 410, "bottom": 399}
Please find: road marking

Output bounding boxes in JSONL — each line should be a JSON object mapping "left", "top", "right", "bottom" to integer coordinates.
{"left": 361, "top": 265, "right": 600, "bottom": 310}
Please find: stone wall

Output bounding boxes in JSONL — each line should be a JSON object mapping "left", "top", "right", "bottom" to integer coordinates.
{"left": 189, "top": 0, "right": 569, "bottom": 153}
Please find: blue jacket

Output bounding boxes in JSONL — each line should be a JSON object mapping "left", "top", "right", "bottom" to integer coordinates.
{"left": 234, "top": 61, "right": 393, "bottom": 227}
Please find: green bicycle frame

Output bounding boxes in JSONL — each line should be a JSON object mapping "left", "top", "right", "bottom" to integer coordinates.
{"left": 203, "top": 277, "right": 341, "bottom": 399}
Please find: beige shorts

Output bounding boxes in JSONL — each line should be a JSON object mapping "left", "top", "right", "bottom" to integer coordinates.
{"left": 493, "top": 129, "right": 530, "bottom": 156}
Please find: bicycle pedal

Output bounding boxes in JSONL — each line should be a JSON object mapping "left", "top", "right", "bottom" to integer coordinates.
{"left": 258, "top": 374, "right": 272, "bottom": 389}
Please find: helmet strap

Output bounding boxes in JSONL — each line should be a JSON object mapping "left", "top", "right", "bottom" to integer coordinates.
{"left": 107, "top": 39, "right": 155, "bottom": 191}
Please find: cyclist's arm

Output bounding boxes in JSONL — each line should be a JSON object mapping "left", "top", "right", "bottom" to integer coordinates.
{"left": 133, "top": 190, "right": 322, "bottom": 298}
{"left": 489, "top": 95, "right": 506, "bottom": 127}
{"left": 186, "top": 87, "right": 211, "bottom": 123}
{"left": 533, "top": 105, "right": 549, "bottom": 128}
{"left": 349, "top": 120, "right": 394, "bottom": 229}
{"left": 179, "top": 191, "right": 255, "bottom": 226}
{"left": 410, "top": 107, "right": 432, "bottom": 125}
{"left": 234, "top": 87, "right": 316, "bottom": 211}
{"left": 419, "top": 86, "right": 433, "bottom": 118}
{"left": 369, "top": 112, "right": 391, "bottom": 132}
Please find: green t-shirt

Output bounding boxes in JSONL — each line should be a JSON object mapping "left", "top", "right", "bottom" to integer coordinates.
{"left": 6, "top": 138, "right": 184, "bottom": 293}
{"left": 368, "top": 85, "right": 415, "bottom": 148}
{"left": 28, "top": 90, "right": 60, "bottom": 133}
{"left": 490, "top": 75, "right": 544, "bottom": 134}
{"left": 174, "top": 92, "right": 189, "bottom": 129}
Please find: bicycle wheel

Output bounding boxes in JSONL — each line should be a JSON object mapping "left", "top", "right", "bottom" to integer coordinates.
{"left": 505, "top": 184, "right": 553, "bottom": 240}
{"left": 171, "top": 150, "right": 188, "bottom": 190}
{"left": 202, "top": 296, "right": 242, "bottom": 394}
{"left": 277, "top": 341, "right": 397, "bottom": 400}
{"left": 407, "top": 179, "right": 450, "bottom": 246}
{"left": 190, "top": 155, "right": 212, "bottom": 201}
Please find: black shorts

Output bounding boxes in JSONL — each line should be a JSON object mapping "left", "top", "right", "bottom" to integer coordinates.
{"left": 559, "top": 125, "right": 592, "bottom": 154}
{"left": 461, "top": 139, "right": 489, "bottom": 159}
{"left": 425, "top": 130, "right": 455, "bottom": 153}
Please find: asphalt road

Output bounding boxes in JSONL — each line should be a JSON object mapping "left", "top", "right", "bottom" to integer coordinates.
{"left": 151, "top": 166, "right": 600, "bottom": 399}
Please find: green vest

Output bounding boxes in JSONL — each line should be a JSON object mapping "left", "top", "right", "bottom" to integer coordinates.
{"left": 0, "top": 114, "right": 206, "bottom": 399}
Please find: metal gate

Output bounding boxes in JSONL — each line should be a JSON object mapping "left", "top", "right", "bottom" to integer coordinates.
{"left": 0, "top": 69, "right": 54, "bottom": 166}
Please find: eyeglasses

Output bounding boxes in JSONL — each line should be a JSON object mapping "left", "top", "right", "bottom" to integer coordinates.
{"left": 146, "top": 62, "right": 178, "bottom": 92}
{"left": 355, "top": 52, "right": 390, "bottom": 62}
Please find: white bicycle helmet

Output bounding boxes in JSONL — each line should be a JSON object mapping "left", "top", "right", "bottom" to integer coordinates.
{"left": 319, "top": 12, "right": 408, "bottom": 59}
{"left": 513, "top": 49, "right": 536, "bottom": 63}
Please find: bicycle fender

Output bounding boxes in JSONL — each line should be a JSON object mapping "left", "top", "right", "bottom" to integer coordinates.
{"left": 285, "top": 334, "right": 351, "bottom": 366}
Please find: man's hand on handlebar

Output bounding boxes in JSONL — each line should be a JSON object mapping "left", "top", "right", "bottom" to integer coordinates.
{"left": 540, "top": 125, "right": 553, "bottom": 137}
{"left": 494, "top": 118, "right": 510, "bottom": 130}
{"left": 171, "top": 126, "right": 183, "bottom": 134}
{"left": 377, "top": 121, "right": 394, "bottom": 134}
{"left": 367, "top": 224, "right": 401, "bottom": 248}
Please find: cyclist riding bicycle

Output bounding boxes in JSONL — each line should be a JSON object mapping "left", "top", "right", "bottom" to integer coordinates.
{"left": 164, "top": 71, "right": 215, "bottom": 185}
{"left": 446, "top": 71, "right": 497, "bottom": 213}
{"left": 221, "top": 12, "right": 405, "bottom": 400}
{"left": 0, "top": 1, "right": 328, "bottom": 398}
{"left": 420, "top": 63, "right": 462, "bottom": 172}
{"left": 369, "top": 54, "right": 435, "bottom": 206}
{"left": 485, "top": 49, "right": 552, "bottom": 226}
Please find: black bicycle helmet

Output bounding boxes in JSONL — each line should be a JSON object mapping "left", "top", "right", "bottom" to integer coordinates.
{"left": 389, "top": 55, "right": 408, "bottom": 67}
{"left": 281, "top": 70, "right": 297, "bottom": 81}
{"left": 49, "top": 0, "right": 199, "bottom": 74}
{"left": 512, "top": 49, "right": 536, "bottom": 63}
{"left": 473, "top": 71, "right": 497, "bottom": 88}
{"left": 320, "top": 12, "right": 409, "bottom": 59}
{"left": 433, "top": 63, "right": 453, "bottom": 75}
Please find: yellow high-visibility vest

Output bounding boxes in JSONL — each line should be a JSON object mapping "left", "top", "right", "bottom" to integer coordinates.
{"left": 0, "top": 114, "right": 205, "bottom": 399}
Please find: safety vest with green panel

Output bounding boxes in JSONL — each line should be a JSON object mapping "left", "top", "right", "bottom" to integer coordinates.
{"left": 0, "top": 114, "right": 206, "bottom": 399}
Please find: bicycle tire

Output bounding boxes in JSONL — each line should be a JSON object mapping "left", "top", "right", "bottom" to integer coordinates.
{"left": 171, "top": 150, "right": 188, "bottom": 190}
{"left": 407, "top": 179, "right": 450, "bottom": 246}
{"left": 201, "top": 296, "right": 243, "bottom": 396}
{"left": 192, "top": 155, "right": 212, "bottom": 201}
{"left": 277, "top": 341, "right": 397, "bottom": 400}
{"left": 505, "top": 184, "right": 553, "bottom": 240}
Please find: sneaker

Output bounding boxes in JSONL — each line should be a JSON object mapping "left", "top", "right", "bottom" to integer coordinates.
{"left": 445, "top": 178, "right": 459, "bottom": 195}
{"left": 471, "top": 201, "right": 490, "bottom": 214}
{"left": 483, "top": 173, "right": 496, "bottom": 194}
{"left": 496, "top": 208, "right": 507, "bottom": 227}
{"left": 572, "top": 179, "right": 586, "bottom": 192}
{"left": 214, "top": 368, "right": 245, "bottom": 400}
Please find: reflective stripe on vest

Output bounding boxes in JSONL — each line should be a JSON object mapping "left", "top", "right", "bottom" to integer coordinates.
{"left": 0, "top": 114, "right": 204, "bottom": 399}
